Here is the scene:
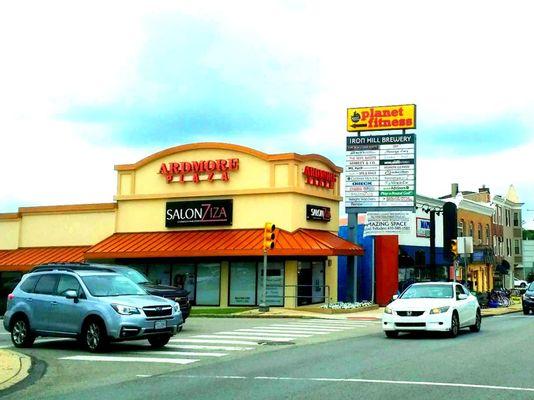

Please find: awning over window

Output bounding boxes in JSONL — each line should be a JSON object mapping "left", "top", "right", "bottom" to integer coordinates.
{"left": 85, "top": 229, "right": 363, "bottom": 259}
{"left": 0, "top": 246, "right": 90, "bottom": 272}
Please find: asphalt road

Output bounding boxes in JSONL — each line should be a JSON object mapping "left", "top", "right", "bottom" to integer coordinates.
{"left": 2, "top": 314, "right": 534, "bottom": 400}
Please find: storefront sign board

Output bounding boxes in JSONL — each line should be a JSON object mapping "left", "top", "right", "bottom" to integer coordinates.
{"left": 306, "top": 204, "right": 331, "bottom": 222}
{"left": 166, "top": 199, "right": 233, "bottom": 227}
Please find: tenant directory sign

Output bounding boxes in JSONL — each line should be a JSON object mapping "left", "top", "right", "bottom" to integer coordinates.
{"left": 345, "top": 134, "right": 416, "bottom": 212}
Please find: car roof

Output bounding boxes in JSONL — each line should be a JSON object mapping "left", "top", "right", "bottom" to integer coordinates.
{"left": 410, "top": 282, "right": 455, "bottom": 286}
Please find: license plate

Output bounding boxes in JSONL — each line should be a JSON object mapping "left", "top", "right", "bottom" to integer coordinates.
{"left": 154, "top": 320, "right": 166, "bottom": 330}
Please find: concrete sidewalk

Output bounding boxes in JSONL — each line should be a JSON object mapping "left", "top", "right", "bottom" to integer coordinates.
{"left": 0, "top": 349, "right": 31, "bottom": 392}
{"left": 235, "top": 302, "right": 523, "bottom": 320}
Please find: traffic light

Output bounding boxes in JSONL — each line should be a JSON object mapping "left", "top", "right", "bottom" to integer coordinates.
{"left": 451, "top": 239, "right": 458, "bottom": 256}
{"left": 263, "top": 223, "right": 276, "bottom": 251}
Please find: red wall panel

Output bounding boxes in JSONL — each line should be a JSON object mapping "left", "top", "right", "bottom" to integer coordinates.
{"left": 375, "top": 235, "right": 399, "bottom": 306}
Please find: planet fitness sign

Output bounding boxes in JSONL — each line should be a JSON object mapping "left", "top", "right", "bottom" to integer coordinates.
{"left": 347, "top": 104, "right": 416, "bottom": 132}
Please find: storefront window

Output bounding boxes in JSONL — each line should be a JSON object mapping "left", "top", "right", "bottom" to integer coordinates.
{"left": 172, "top": 264, "right": 196, "bottom": 301}
{"left": 229, "top": 262, "right": 257, "bottom": 306}
{"left": 297, "top": 260, "right": 325, "bottom": 306}
{"left": 196, "top": 263, "right": 221, "bottom": 305}
{"left": 146, "top": 264, "right": 171, "bottom": 286}
{"left": 257, "top": 261, "right": 284, "bottom": 306}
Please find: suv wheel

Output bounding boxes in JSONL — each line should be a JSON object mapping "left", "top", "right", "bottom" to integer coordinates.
{"left": 11, "top": 317, "right": 35, "bottom": 348}
{"left": 148, "top": 334, "right": 171, "bottom": 348}
{"left": 83, "top": 320, "right": 108, "bottom": 352}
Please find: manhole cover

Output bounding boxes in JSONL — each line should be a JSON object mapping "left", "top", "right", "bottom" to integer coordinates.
{"left": 258, "top": 341, "right": 295, "bottom": 346}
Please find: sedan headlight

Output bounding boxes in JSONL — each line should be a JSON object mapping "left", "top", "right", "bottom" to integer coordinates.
{"left": 111, "top": 304, "right": 140, "bottom": 315}
{"left": 384, "top": 306, "right": 393, "bottom": 314}
{"left": 430, "top": 306, "right": 450, "bottom": 314}
{"left": 173, "top": 304, "right": 180, "bottom": 313}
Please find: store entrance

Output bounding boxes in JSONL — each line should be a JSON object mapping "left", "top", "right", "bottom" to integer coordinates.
{"left": 297, "top": 265, "right": 312, "bottom": 306}
{"left": 297, "top": 260, "right": 326, "bottom": 306}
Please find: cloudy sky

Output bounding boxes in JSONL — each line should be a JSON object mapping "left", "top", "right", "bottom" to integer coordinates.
{"left": 1, "top": 1, "right": 533, "bottom": 227}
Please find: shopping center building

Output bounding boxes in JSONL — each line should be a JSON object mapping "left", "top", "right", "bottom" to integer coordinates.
{"left": 0, "top": 143, "right": 362, "bottom": 309}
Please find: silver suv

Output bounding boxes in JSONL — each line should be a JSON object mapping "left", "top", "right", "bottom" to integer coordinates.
{"left": 3, "top": 265, "right": 183, "bottom": 352}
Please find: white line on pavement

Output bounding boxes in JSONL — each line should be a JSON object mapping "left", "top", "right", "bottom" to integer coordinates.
{"left": 265, "top": 325, "right": 347, "bottom": 331}
{"left": 247, "top": 327, "right": 330, "bottom": 335}
{"left": 194, "top": 335, "right": 294, "bottom": 342}
{"left": 289, "top": 322, "right": 368, "bottom": 328}
{"left": 216, "top": 331, "right": 311, "bottom": 338}
{"left": 236, "top": 329, "right": 313, "bottom": 337}
{"left": 141, "top": 351, "right": 228, "bottom": 357}
{"left": 168, "top": 375, "right": 534, "bottom": 392}
{"left": 59, "top": 355, "right": 200, "bottom": 364}
{"left": 165, "top": 344, "right": 254, "bottom": 351}
{"left": 169, "top": 339, "right": 260, "bottom": 346}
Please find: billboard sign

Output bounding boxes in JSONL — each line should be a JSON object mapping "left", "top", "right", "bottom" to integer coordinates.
{"left": 363, "top": 211, "right": 413, "bottom": 237}
{"left": 347, "top": 104, "right": 416, "bottom": 132}
{"left": 345, "top": 134, "right": 416, "bottom": 211}
{"left": 416, "top": 217, "right": 431, "bottom": 238}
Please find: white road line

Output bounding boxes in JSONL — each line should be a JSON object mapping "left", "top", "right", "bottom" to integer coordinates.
{"left": 194, "top": 335, "right": 294, "bottom": 342}
{"left": 141, "top": 351, "right": 228, "bottom": 357}
{"left": 59, "top": 355, "right": 199, "bottom": 364}
{"left": 0, "top": 332, "right": 10, "bottom": 335}
{"left": 170, "top": 339, "right": 260, "bottom": 346}
{"left": 216, "top": 331, "right": 311, "bottom": 338}
{"left": 290, "top": 322, "right": 368, "bottom": 328}
{"left": 305, "top": 319, "right": 370, "bottom": 324}
{"left": 248, "top": 327, "right": 331, "bottom": 335}
{"left": 265, "top": 325, "right": 347, "bottom": 331}
{"left": 236, "top": 329, "right": 313, "bottom": 337}
{"left": 165, "top": 344, "right": 253, "bottom": 351}
{"left": 169, "top": 375, "right": 534, "bottom": 393}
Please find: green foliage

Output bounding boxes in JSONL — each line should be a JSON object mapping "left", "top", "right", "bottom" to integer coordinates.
{"left": 523, "top": 230, "right": 534, "bottom": 240}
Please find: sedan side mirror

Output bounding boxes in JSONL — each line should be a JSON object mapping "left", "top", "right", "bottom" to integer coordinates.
{"left": 65, "top": 290, "right": 79, "bottom": 302}
{"left": 392, "top": 294, "right": 398, "bottom": 300}
{"left": 458, "top": 293, "right": 468, "bottom": 300}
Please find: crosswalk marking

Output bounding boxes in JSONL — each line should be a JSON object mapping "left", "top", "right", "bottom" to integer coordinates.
{"left": 56, "top": 318, "right": 374, "bottom": 366}
{"left": 165, "top": 344, "right": 254, "bottom": 351}
{"left": 245, "top": 327, "right": 331, "bottom": 335}
{"left": 141, "top": 351, "right": 228, "bottom": 357}
{"left": 236, "top": 329, "right": 314, "bottom": 337}
{"left": 193, "top": 334, "right": 295, "bottom": 342}
{"left": 265, "top": 325, "right": 347, "bottom": 331}
{"left": 216, "top": 330, "right": 312, "bottom": 338}
{"left": 169, "top": 338, "right": 260, "bottom": 345}
{"left": 59, "top": 355, "right": 199, "bottom": 364}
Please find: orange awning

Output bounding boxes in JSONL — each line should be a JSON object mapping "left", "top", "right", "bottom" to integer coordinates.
{"left": 0, "top": 246, "right": 90, "bottom": 272}
{"left": 85, "top": 228, "right": 363, "bottom": 259}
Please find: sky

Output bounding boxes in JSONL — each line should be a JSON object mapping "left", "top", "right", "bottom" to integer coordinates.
{"left": 1, "top": 1, "right": 533, "bottom": 228}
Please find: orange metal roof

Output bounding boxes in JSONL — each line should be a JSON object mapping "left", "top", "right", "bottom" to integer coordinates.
{"left": 0, "top": 246, "right": 90, "bottom": 272}
{"left": 85, "top": 229, "right": 363, "bottom": 259}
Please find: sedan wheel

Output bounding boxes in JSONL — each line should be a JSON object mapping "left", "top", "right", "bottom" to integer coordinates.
{"left": 470, "top": 310, "right": 481, "bottom": 332}
{"left": 449, "top": 313, "right": 459, "bottom": 338}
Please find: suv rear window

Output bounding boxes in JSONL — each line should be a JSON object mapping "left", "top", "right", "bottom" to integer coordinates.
{"left": 20, "top": 275, "right": 40, "bottom": 293}
{"left": 34, "top": 274, "right": 58, "bottom": 295}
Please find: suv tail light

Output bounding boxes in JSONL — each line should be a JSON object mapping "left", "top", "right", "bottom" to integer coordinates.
{"left": 7, "top": 293, "right": 15, "bottom": 301}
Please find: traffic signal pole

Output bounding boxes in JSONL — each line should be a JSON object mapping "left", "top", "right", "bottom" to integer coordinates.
{"left": 259, "top": 249, "right": 269, "bottom": 312}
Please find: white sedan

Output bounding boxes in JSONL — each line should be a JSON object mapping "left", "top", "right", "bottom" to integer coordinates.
{"left": 382, "top": 282, "right": 481, "bottom": 338}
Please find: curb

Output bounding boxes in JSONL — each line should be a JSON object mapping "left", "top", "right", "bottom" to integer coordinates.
{"left": 481, "top": 308, "right": 522, "bottom": 318}
{"left": 0, "top": 349, "right": 32, "bottom": 392}
{"left": 189, "top": 314, "right": 324, "bottom": 319}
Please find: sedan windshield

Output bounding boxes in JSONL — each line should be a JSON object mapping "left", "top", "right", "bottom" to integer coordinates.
{"left": 400, "top": 285, "right": 453, "bottom": 299}
{"left": 82, "top": 274, "right": 147, "bottom": 297}
{"left": 529, "top": 282, "right": 534, "bottom": 291}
